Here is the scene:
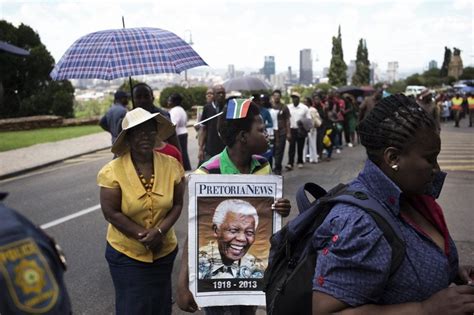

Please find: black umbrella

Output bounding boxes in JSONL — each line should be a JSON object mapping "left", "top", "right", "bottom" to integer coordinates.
{"left": 335, "top": 86, "right": 365, "bottom": 97}
{"left": 0, "top": 41, "right": 30, "bottom": 56}
{"left": 223, "top": 76, "right": 271, "bottom": 91}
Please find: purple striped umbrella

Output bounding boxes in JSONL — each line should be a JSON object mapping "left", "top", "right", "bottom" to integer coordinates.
{"left": 50, "top": 27, "right": 207, "bottom": 80}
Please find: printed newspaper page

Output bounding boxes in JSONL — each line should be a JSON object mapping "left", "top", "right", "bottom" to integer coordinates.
{"left": 188, "top": 174, "right": 283, "bottom": 307}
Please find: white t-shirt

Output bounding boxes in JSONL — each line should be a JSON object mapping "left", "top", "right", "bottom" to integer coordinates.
{"left": 169, "top": 106, "right": 188, "bottom": 135}
{"left": 269, "top": 108, "right": 279, "bottom": 131}
{"left": 287, "top": 103, "right": 310, "bottom": 129}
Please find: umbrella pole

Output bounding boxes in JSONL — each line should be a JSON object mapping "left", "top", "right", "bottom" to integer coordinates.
{"left": 129, "top": 76, "right": 135, "bottom": 108}
{"left": 122, "top": 16, "right": 135, "bottom": 108}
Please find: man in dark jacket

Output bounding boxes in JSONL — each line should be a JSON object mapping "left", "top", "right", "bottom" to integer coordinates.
{"left": 99, "top": 90, "right": 129, "bottom": 144}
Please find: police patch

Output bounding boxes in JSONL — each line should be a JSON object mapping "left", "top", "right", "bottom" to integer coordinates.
{"left": 0, "top": 237, "right": 59, "bottom": 313}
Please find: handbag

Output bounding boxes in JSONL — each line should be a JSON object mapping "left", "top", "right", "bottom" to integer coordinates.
{"left": 311, "top": 109, "right": 322, "bottom": 128}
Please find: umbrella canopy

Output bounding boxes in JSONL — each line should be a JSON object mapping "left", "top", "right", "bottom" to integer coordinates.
{"left": 50, "top": 27, "right": 207, "bottom": 80}
{"left": 335, "top": 85, "right": 365, "bottom": 97}
{"left": 223, "top": 76, "right": 271, "bottom": 91}
{"left": 460, "top": 85, "right": 474, "bottom": 94}
{"left": 0, "top": 41, "right": 30, "bottom": 56}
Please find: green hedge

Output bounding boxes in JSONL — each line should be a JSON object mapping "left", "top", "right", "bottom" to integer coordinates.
{"left": 158, "top": 86, "right": 209, "bottom": 111}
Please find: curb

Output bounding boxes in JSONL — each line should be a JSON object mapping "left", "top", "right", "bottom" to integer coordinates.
{"left": 0, "top": 145, "right": 111, "bottom": 181}
{"left": 0, "top": 122, "right": 198, "bottom": 181}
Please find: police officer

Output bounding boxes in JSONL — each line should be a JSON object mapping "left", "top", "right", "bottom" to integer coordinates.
{"left": 0, "top": 192, "right": 71, "bottom": 314}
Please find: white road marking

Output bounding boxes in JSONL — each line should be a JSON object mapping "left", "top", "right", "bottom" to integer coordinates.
{"left": 40, "top": 204, "right": 101, "bottom": 230}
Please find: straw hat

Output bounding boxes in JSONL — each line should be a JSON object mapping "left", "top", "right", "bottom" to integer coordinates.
{"left": 111, "top": 108, "right": 175, "bottom": 156}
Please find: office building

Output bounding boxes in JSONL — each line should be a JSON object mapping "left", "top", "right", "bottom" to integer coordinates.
{"left": 387, "top": 61, "right": 399, "bottom": 83}
{"left": 347, "top": 60, "right": 356, "bottom": 84}
{"left": 227, "top": 64, "right": 235, "bottom": 79}
{"left": 369, "top": 62, "right": 381, "bottom": 85}
{"left": 299, "top": 49, "right": 313, "bottom": 85}
{"left": 428, "top": 60, "right": 438, "bottom": 70}
{"left": 261, "top": 56, "right": 275, "bottom": 80}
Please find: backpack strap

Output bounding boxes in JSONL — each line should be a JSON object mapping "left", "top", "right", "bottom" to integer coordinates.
{"left": 296, "top": 183, "right": 349, "bottom": 214}
{"left": 296, "top": 183, "right": 328, "bottom": 213}
{"left": 293, "top": 183, "right": 405, "bottom": 276}
{"left": 329, "top": 190, "right": 405, "bottom": 276}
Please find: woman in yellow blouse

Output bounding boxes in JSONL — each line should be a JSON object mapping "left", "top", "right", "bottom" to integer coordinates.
{"left": 97, "top": 108, "right": 185, "bottom": 315}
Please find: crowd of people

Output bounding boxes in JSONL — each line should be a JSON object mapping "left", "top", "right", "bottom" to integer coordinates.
{"left": 99, "top": 84, "right": 474, "bottom": 179}
{"left": 2, "top": 81, "right": 473, "bottom": 315}
{"left": 92, "top": 82, "right": 474, "bottom": 315}
{"left": 433, "top": 91, "right": 474, "bottom": 128}
{"left": 197, "top": 86, "right": 379, "bottom": 176}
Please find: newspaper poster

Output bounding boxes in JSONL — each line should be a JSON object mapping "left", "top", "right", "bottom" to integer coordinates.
{"left": 188, "top": 174, "right": 283, "bottom": 307}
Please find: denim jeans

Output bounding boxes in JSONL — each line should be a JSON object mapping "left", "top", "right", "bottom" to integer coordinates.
{"left": 273, "top": 133, "right": 287, "bottom": 172}
{"left": 105, "top": 243, "right": 178, "bottom": 315}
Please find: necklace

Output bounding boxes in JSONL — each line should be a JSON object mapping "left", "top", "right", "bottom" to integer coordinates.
{"left": 136, "top": 168, "right": 154, "bottom": 192}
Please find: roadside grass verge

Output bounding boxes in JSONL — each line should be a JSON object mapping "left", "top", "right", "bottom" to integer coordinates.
{"left": 0, "top": 125, "right": 103, "bottom": 152}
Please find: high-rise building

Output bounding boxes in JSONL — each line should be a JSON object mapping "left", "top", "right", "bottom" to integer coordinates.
{"left": 261, "top": 56, "right": 275, "bottom": 80}
{"left": 387, "top": 61, "right": 399, "bottom": 83}
{"left": 299, "top": 49, "right": 313, "bottom": 85}
{"left": 428, "top": 60, "right": 438, "bottom": 70}
{"left": 347, "top": 60, "right": 356, "bottom": 84}
{"left": 287, "top": 66, "right": 295, "bottom": 84}
{"left": 370, "top": 62, "right": 380, "bottom": 85}
{"left": 227, "top": 64, "right": 235, "bottom": 79}
{"left": 270, "top": 73, "right": 287, "bottom": 90}
{"left": 322, "top": 67, "right": 329, "bottom": 78}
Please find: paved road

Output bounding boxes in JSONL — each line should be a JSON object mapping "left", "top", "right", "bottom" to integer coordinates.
{"left": 0, "top": 123, "right": 472, "bottom": 314}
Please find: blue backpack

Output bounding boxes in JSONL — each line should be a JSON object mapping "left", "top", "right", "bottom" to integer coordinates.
{"left": 263, "top": 183, "right": 406, "bottom": 315}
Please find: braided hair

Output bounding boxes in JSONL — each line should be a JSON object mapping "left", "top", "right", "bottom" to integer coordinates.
{"left": 357, "top": 94, "right": 436, "bottom": 162}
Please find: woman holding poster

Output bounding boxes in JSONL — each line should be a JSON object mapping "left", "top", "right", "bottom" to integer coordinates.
{"left": 177, "top": 99, "right": 291, "bottom": 314}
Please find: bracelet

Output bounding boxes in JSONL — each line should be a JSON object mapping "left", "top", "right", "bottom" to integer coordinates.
{"left": 156, "top": 227, "right": 164, "bottom": 236}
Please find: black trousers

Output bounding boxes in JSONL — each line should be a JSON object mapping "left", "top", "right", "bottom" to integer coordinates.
{"left": 178, "top": 133, "right": 191, "bottom": 171}
{"left": 288, "top": 128, "right": 306, "bottom": 165}
{"left": 316, "top": 126, "right": 325, "bottom": 158}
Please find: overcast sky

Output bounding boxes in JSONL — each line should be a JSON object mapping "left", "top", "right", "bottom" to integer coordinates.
{"left": 1, "top": 0, "right": 473, "bottom": 74}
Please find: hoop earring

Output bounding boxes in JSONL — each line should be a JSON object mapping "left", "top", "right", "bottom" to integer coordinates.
{"left": 391, "top": 164, "right": 399, "bottom": 171}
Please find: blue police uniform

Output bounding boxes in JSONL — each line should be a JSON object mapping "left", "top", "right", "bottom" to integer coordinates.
{"left": 0, "top": 193, "right": 71, "bottom": 314}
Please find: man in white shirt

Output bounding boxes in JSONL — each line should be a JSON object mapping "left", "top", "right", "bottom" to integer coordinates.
{"left": 286, "top": 92, "right": 310, "bottom": 169}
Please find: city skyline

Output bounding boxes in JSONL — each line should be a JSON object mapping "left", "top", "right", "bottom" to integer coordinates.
{"left": 2, "top": 0, "right": 472, "bottom": 76}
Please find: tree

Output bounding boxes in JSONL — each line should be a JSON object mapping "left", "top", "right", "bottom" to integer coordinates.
{"left": 386, "top": 80, "right": 407, "bottom": 94}
{"left": 118, "top": 78, "right": 140, "bottom": 93}
{"left": 328, "top": 26, "right": 347, "bottom": 86}
{"left": 460, "top": 67, "right": 474, "bottom": 80}
{"left": 440, "top": 47, "right": 451, "bottom": 77}
{"left": 158, "top": 86, "right": 193, "bottom": 111}
{"left": 0, "top": 20, "right": 74, "bottom": 118}
{"left": 314, "top": 83, "right": 333, "bottom": 93}
{"left": 187, "top": 86, "right": 208, "bottom": 106}
{"left": 352, "top": 39, "right": 370, "bottom": 86}
{"left": 405, "top": 73, "right": 424, "bottom": 86}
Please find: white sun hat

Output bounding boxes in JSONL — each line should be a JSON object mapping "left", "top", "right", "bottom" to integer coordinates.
{"left": 111, "top": 107, "right": 175, "bottom": 156}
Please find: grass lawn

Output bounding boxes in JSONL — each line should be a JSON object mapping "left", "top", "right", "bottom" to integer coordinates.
{"left": 0, "top": 125, "right": 103, "bottom": 152}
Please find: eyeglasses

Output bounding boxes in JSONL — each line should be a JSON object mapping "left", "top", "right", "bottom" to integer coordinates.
{"left": 215, "top": 91, "right": 225, "bottom": 95}
{"left": 206, "top": 92, "right": 214, "bottom": 95}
